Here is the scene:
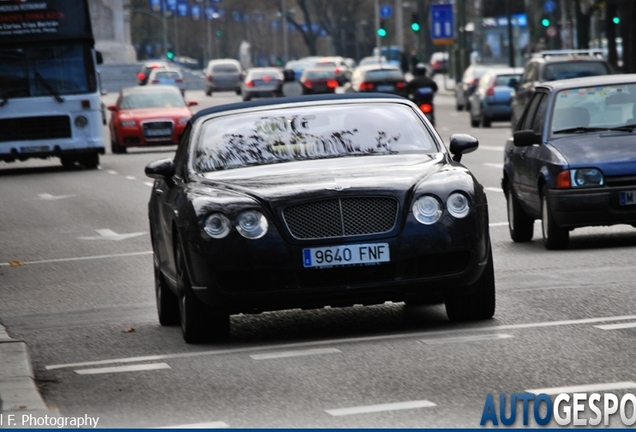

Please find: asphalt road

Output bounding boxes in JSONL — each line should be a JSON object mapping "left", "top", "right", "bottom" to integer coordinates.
{"left": 1, "top": 80, "right": 636, "bottom": 427}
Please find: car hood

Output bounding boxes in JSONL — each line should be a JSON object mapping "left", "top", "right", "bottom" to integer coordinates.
{"left": 549, "top": 133, "right": 636, "bottom": 176}
{"left": 119, "top": 107, "right": 192, "bottom": 120}
{"left": 198, "top": 153, "right": 449, "bottom": 204}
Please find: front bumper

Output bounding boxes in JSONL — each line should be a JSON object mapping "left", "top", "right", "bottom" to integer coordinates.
{"left": 116, "top": 125, "right": 186, "bottom": 147}
{"left": 549, "top": 186, "right": 636, "bottom": 228}
{"left": 181, "top": 210, "right": 490, "bottom": 314}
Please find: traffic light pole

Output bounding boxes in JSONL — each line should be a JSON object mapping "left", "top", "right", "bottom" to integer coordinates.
{"left": 375, "top": 0, "right": 380, "bottom": 53}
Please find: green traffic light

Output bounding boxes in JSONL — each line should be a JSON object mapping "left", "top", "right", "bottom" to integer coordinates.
{"left": 613, "top": 16, "right": 620, "bottom": 24}
{"left": 377, "top": 28, "right": 387, "bottom": 37}
{"left": 411, "top": 22, "right": 420, "bottom": 32}
{"left": 541, "top": 18, "right": 550, "bottom": 27}
{"left": 166, "top": 50, "right": 174, "bottom": 60}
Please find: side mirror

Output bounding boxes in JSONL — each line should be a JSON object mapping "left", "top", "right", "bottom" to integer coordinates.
{"left": 107, "top": 104, "right": 117, "bottom": 112}
{"left": 449, "top": 134, "right": 479, "bottom": 163}
{"left": 96, "top": 51, "right": 103, "bottom": 65}
{"left": 187, "top": 101, "right": 198, "bottom": 106}
{"left": 145, "top": 158, "right": 175, "bottom": 179}
{"left": 513, "top": 130, "right": 541, "bottom": 147}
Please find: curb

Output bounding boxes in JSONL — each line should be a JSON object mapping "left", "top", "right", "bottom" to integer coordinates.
{"left": 0, "top": 324, "right": 56, "bottom": 416}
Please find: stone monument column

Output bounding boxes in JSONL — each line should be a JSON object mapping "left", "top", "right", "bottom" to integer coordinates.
{"left": 90, "top": 0, "right": 137, "bottom": 64}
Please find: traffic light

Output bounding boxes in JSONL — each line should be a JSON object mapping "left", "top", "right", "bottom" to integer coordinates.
{"left": 377, "top": 19, "right": 387, "bottom": 37}
{"left": 541, "top": 15, "right": 550, "bottom": 27}
{"left": 166, "top": 49, "right": 175, "bottom": 60}
{"left": 612, "top": 16, "right": 620, "bottom": 24}
{"left": 411, "top": 13, "right": 420, "bottom": 32}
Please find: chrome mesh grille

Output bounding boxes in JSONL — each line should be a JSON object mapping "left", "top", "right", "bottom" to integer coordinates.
{"left": 283, "top": 197, "right": 398, "bottom": 239}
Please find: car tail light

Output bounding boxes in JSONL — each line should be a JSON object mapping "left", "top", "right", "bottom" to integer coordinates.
{"left": 151, "top": 79, "right": 159, "bottom": 84}
{"left": 207, "top": 75, "right": 213, "bottom": 82}
{"left": 432, "top": 61, "right": 440, "bottom": 69}
{"left": 471, "top": 78, "right": 480, "bottom": 86}
{"left": 327, "top": 80, "right": 338, "bottom": 89}
{"left": 556, "top": 170, "right": 571, "bottom": 189}
{"left": 263, "top": 76, "right": 271, "bottom": 82}
{"left": 359, "top": 82, "right": 374, "bottom": 91}
{"left": 486, "top": 81, "right": 496, "bottom": 96}
{"left": 396, "top": 81, "right": 406, "bottom": 89}
{"left": 335, "top": 67, "right": 341, "bottom": 74}
{"left": 137, "top": 72, "right": 145, "bottom": 81}
{"left": 419, "top": 103, "right": 433, "bottom": 114}
{"left": 175, "top": 78, "right": 183, "bottom": 83}
{"left": 246, "top": 81, "right": 254, "bottom": 88}
{"left": 303, "top": 80, "right": 312, "bottom": 88}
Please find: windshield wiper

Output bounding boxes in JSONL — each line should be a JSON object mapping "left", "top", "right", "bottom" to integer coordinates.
{"left": 35, "top": 72, "right": 64, "bottom": 103}
{"left": 0, "top": 87, "right": 28, "bottom": 107}
{"left": 603, "top": 123, "right": 636, "bottom": 132}
{"left": 552, "top": 126, "right": 607, "bottom": 135}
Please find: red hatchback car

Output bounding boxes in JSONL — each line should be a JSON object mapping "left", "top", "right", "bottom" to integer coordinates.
{"left": 108, "top": 85, "right": 197, "bottom": 154}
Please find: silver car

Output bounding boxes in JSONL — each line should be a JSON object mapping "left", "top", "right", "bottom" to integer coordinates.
{"left": 241, "top": 68, "right": 283, "bottom": 101}
{"left": 204, "top": 59, "right": 243, "bottom": 96}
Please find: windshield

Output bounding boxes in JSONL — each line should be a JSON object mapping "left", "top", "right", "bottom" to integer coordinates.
{"left": 120, "top": 91, "right": 186, "bottom": 109}
{"left": 550, "top": 83, "right": 636, "bottom": 136}
{"left": 0, "top": 43, "right": 94, "bottom": 100}
{"left": 193, "top": 103, "right": 438, "bottom": 172}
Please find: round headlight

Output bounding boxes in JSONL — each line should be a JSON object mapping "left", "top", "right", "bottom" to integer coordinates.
{"left": 412, "top": 195, "right": 442, "bottom": 225}
{"left": 447, "top": 192, "right": 470, "bottom": 218}
{"left": 204, "top": 213, "right": 230, "bottom": 238}
{"left": 572, "top": 168, "right": 603, "bottom": 187}
{"left": 74, "top": 115, "right": 88, "bottom": 129}
{"left": 236, "top": 210, "right": 268, "bottom": 239}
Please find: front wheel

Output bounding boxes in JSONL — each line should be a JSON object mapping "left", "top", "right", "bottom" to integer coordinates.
{"left": 480, "top": 111, "right": 492, "bottom": 128}
{"left": 81, "top": 153, "right": 99, "bottom": 169}
{"left": 541, "top": 186, "right": 569, "bottom": 250}
{"left": 111, "top": 138, "right": 126, "bottom": 154}
{"left": 506, "top": 185, "right": 534, "bottom": 242}
{"left": 445, "top": 245, "right": 495, "bottom": 321}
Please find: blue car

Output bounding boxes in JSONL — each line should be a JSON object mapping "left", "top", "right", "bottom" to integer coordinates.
{"left": 502, "top": 74, "right": 636, "bottom": 249}
{"left": 469, "top": 67, "right": 523, "bottom": 127}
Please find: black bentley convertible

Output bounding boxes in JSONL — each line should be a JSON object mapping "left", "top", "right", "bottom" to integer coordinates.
{"left": 145, "top": 93, "right": 494, "bottom": 343}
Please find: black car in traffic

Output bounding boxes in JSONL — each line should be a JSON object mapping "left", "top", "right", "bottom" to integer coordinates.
{"left": 146, "top": 94, "right": 494, "bottom": 343}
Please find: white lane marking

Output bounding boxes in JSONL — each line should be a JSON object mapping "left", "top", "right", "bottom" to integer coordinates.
{"left": 107, "top": 170, "right": 118, "bottom": 175}
{"left": 326, "top": 400, "right": 436, "bottom": 416}
{"left": 0, "top": 251, "right": 152, "bottom": 267}
{"left": 421, "top": 334, "right": 513, "bottom": 345}
{"left": 144, "top": 182, "right": 154, "bottom": 187}
{"left": 483, "top": 163, "right": 503, "bottom": 169}
{"left": 489, "top": 222, "right": 508, "bottom": 227}
{"left": 250, "top": 347, "right": 341, "bottom": 360}
{"left": 485, "top": 187, "right": 503, "bottom": 193}
{"left": 36, "top": 193, "right": 75, "bottom": 200}
{"left": 595, "top": 322, "right": 636, "bottom": 330}
{"left": 480, "top": 145, "right": 505, "bottom": 152}
{"left": 126, "top": 176, "right": 136, "bottom": 180}
{"left": 75, "top": 362, "right": 170, "bottom": 375}
{"left": 526, "top": 381, "right": 636, "bottom": 395}
{"left": 162, "top": 422, "right": 229, "bottom": 429}
{"left": 45, "top": 314, "right": 636, "bottom": 371}
{"left": 77, "top": 229, "right": 146, "bottom": 241}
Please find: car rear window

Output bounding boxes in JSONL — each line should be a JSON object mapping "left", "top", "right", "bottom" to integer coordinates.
{"left": 542, "top": 62, "right": 610, "bottom": 81}
{"left": 155, "top": 71, "right": 180, "bottom": 79}
{"left": 495, "top": 74, "right": 520, "bottom": 86}
{"left": 212, "top": 64, "right": 239, "bottom": 73}
{"left": 365, "top": 69, "right": 404, "bottom": 81}
{"left": 193, "top": 103, "right": 438, "bottom": 172}
{"left": 305, "top": 70, "right": 336, "bottom": 79}
{"left": 250, "top": 70, "right": 282, "bottom": 80}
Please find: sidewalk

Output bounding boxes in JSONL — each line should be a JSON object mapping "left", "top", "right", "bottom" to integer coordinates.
{"left": 0, "top": 324, "right": 56, "bottom": 417}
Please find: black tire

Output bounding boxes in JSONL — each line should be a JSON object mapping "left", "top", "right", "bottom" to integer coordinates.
{"left": 541, "top": 186, "right": 569, "bottom": 250}
{"left": 81, "top": 153, "right": 99, "bottom": 169}
{"left": 480, "top": 112, "right": 492, "bottom": 128}
{"left": 111, "top": 138, "right": 126, "bottom": 154}
{"left": 456, "top": 101, "right": 464, "bottom": 111}
{"left": 176, "top": 238, "right": 230, "bottom": 343}
{"left": 445, "top": 245, "right": 496, "bottom": 321}
{"left": 470, "top": 112, "right": 479, "bottom": 127}
{"left": 60, "top": 156, "right": 75, "bottom": 169}
{"left": 155, "top": 255, "right": 180, "bottom": 326}
{"left": 506, "top": 185, "right": 534, "bottom": 242}
{"left": 243, "top": 95, "right": 251, "bottom": 102}
{"left": 235, "top": 88, "right": 241, "bottom": 96}
{"left": 205, "top": 89, "right": 212, "bottom": 96}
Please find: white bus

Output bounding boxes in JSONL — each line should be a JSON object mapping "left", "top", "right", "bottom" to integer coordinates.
{"left": 0, "top": 0, "right": 105, "bottom": 169}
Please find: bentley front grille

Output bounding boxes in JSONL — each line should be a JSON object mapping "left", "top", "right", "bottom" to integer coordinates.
{"left": 283, "top": 197, "right": 398, "bottom": 240}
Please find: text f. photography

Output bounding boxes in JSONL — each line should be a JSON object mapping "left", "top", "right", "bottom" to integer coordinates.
{"left": 481, "top": 392, "right": 636, "bottom": 427}
{"left": 0, "top": 414, "right": 99, "bottom": 428}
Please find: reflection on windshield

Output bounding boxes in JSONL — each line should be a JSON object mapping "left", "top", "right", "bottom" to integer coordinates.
{"left": 551, "top": 84, "right": 636, "bottom": 136}
{"left": 194, "top": 104, "right": 437, "bottom": 172}
{"left": 0, "top": 44, "right": 93, "bottom": 101}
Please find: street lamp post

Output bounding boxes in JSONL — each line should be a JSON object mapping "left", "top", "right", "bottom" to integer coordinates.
{"left": 282, "top": 0, "right": 289, "bottom": 63}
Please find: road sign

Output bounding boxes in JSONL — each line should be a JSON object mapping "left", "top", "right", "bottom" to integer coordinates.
{"left": 380, "top": 4, "right": 392, "bottom": 19}
{"left": 544, "top": 1, "right": 556, "bottom": 13}
{"left": 430, "top": 3, "right": 454, "bottom": 45}
{"left": 546, "top": 26, "right": 557, "bottom": 38}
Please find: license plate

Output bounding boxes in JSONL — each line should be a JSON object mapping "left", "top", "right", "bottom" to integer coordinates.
{"left": 377, "top": 85, "right": 394, "bottom": 92}
{"left": 619, "top": 190, "right": 636, "bottom": 205}
{"left": 21, "top": 145, "right": 48, "bottom": 153}
{"left": 302, "top": 243, "right": 390, "bottom": 268}
{"left": 145, "top": 129, "right": 171, "bottom": 137}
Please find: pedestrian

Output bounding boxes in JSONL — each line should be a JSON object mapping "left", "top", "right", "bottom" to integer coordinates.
{"left": 410, "top": 49, "right": 419, "bottom": 73}
{"left": 400, "top": 51, "right": 409, "bottom": 74}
